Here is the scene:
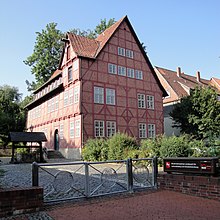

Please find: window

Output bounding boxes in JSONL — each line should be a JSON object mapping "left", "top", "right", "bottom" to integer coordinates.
{"left": 67, "top": 46, "right": 70, "bottom": 60}
{"left": 47, "top": 100, "right": 51, "bottom": 113}
{"left": 60, "top": 124, "right": 64, "bottom": 139}
{"left": 139, "top": 123, "right": 147, "bottom": 138}
{"left": 118, "top": 66, "right": 126, "bottom": 76}
{"left": 108, "top": 63, "right": 117, "bottom": 74}
{"left": 68, "top": 66, "right": 72, "bottom": 82}
{"left": 70, "top": 121, "right": 74, "bottom": 138}
{"left": 106, "top": 121, "right": 116, "bottom": 137}
{"left": 94, "top": 120, "right": 104, "bottom": 137}
{"left": 147, "top": 95, "right": 154, "bottom": 109}
{"left": 75, "top": 120, "right": 80, "bottom": 137}
{"left": 64, "top": 91, "right": 68, "bottom": 107}
{"left": 118, "top": 47, "right": 125, "bottom": 56}
{"left": 51, "top": 98, "right": 54, "bottom": 112}
{"left": 74, "top": 87, "right": 79, "bottom": 103}
{"left": 135, "top": 70, "right": 143, "bottom": 80}
{"left": 69, "top": 88, "right": 73, "bottom": 105}
{"left": 94, "top": 87, "right": 104, "bottom": 104}
{"left": 106, "top": 88, "right": 115, "bottom": 105}
{"left": 138, "top": 94, "right": 146, "bottom": 108}
{"left": 73, "top": 60, "right": 78, "bottom": 71}
{"left": 148, "top": 124, "right": 156, "bottom": 138}
{"left": 127, "top": 68, "right": 135, "bottom": 78}
{"left": 126, "top": 49, "right": 134, "bottom": 58}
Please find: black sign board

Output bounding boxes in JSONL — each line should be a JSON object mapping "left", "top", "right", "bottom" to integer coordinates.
{"left": 164, "top": 157, "right": 219, "bottom": 175}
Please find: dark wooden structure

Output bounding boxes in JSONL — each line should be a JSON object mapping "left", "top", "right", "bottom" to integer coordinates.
{"left": 9, "top": 132, "right": 47, "bottom": 163}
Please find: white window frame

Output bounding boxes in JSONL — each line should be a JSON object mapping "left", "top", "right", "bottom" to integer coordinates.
{"left": 106, "top": 88, "right": 115, "bottom": 105}
{"left": 147, "top": 95, "right": 154, "bottom": 109}
{"left": 64, "top": 91, "right": 69, "bottom": 107}
{"left": 74, "top": 86, "right": 79, "bottom": 103}
{"left": 94, "top": 120, "right": 105, "bottom": 137}
{"left": 75, "top": 120, "right": 80, "bottom": 137}
{"left": 106, "top": 121, "right": 116, "bottom": 137}
{"left": 135, "top": 70, "right": 143, "bottom": 80}
{"left": 55, "top": 96, "right": 59, "bottom": 110}
{"left": 118, "top": 47, "right": 125, "bottom": 56}
{"left": 60, "top": 124, "right": 64, "bottom": 139}
{"left": 138, "top": 94, "right": 146, "bottom": 108}
{"left": 126, "top": 49, "right": 134, "bottom": 58}
{"left": 94, "top": 87, "right": 104, "bottom": 104}
{"left": 139, "top": 123, "right": 147, "bottom": 138}
{"left": 127, "top": 68, "right": 135, "bottom": 78}
{"left": 148, "top": 124, "right": 156, "bottom": 138}
{"left": 70, "top": 121, "right": 74, "bottom": 138}
{"left": 118, "top": 66, "right": 126, "bottom": 76}
{"left": 108, "top": 63, "right": 117, "bottom": 74}
{"left": 69, "top": 88, "right": 73, "bottom": 105}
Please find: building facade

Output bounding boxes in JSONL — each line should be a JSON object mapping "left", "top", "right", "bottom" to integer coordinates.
{"left": 26, "top": 16, "right": 167, "bottom": 159}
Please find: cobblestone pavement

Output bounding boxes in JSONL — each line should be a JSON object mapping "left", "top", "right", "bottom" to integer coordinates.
{"left": 1, "top": 190, "right": 220, "bottom": 220}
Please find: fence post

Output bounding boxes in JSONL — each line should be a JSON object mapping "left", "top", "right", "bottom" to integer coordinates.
{"left": 32, "top": 162, "right": 39, "bottom": 187}
{"left": 84, "top": 162, "right": 89, "bottom": 197}
{"left": 153, "top": 157, "right": 158, "bottom": 189}
{"left": 127, "top": 158, "right": 133, "bottom": 192}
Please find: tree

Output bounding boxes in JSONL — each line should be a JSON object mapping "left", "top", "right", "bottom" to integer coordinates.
{"left": 0, "top": 85, "right": 26, "bottom": 147}
{"left": 24, "top": 23, "right": 64, "bottom": 91}
{"left": 170, "top": 86, "right": 220, "bottom": 140}
{"left": 24, "top": 19, "right": 116, "bottom": 91}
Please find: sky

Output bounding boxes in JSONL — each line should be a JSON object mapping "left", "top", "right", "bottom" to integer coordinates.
{"left": 0, "top": 0, "right": 220, "bottom": 98}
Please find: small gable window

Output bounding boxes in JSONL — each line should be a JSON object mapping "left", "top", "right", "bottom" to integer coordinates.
{"left": 68, "top": 66, "right": 72, "bottom": 82}
{"left": 118, "top": 47, "right": 125, "bottom": 56}
{"left": 126, "top": 49, "right": 134, "bottom": 59}
{"left": 67, "top": 45, "right": 70, "bottom": 60}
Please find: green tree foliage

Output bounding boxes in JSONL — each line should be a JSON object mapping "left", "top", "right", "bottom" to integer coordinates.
{"left": 24, "top": 18, "right": 116, "bottom": 91}
{"left": 24, "top": 23, "right": 64, "bottom": 91}
{"left": 0, "top": 85, "right": 26, "bottom": 147}
{"left": 170, "top": 86, "right": 220, "bottom": 140}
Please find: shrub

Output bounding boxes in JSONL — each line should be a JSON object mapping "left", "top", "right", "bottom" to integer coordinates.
{"left": 107, "top": 133, "right": 138, "bottom": 160}
{"left": 82, "top": 138, "right": 108, "bottom": 161}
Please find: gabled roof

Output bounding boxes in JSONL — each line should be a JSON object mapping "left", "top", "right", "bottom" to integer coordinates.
{"left": 60, "top": 16, "right": 167, "bottom": 97}
{"left": 9, "top": 132, "right": 47, "bottom": 142}
{"left": 155, "top": 66, "right": 220, "bottom": 102}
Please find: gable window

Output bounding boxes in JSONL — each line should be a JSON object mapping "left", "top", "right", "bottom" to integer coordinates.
{"left": 138, "top": 94, "right": 146, "bottom": 108}
{"left": 106, "top": 88, "right": 115, "bottom": 105}
{"left": 68, "top": 66, "right": 73, "bottom": 82}
{"left": 148, "top": 124, "right": 156, "bottom": 138}
{"left": 74, "top": 86, "right": 79, "bottom": 103}
{"left": 94, "top": 120, "right": 105, "bottom": 137}
{"left": 127, "top": 68, "right": 135, "bottom": 78}
{"left": 108, "top": 63, "right": 117, "bottom": 74}
{"left": 75, "top": 120, "right": 80, "bottom": 137}
{"left": 118, "top": 47, "right": 125, "bottom": 56}
{"left": 64, "top": 91, "right": 69, "bottom": 107}
{"left": 67, "top": 45, "right": 70, "bottom": 60}
{"left": 139, "top": 123, "right": 147, "bottom": 138}
{"left": 106, "top": 121, "right": 116, "bottom": 137}
{"left": 60, "top": 124, "right": 64, "bottom": 139}
{"left": 135, "top": 70, "right": 143, "bottom": 80}
{"left": 118, "top": 66, "right": 126, "bottom": 76}
{"left": 147, "top": 95, "right": 154, "bottom": 109}
{"left": 70, "top": 121, "right": 74, "bottom": 138}
{"left": 126, "top": 49, "right": 134, "bottom": 58}
{"left": 94, "top": 87, "right": 104, "bottom": 104}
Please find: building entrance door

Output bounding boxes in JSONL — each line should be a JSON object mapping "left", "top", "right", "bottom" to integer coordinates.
{"left": 54, "top": 129, "right": 59, "bottom": 151}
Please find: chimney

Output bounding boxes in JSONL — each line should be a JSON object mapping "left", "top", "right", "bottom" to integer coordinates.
{"left": 177, "top": 67, "right": 181, "bottom": 77}
{"left": 196, "top": 71, "right": 201, "bottom": 82}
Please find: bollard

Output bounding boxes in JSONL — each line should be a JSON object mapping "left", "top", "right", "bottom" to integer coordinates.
{"left": 32, "top": 162, "right": 39, "bottom": 187}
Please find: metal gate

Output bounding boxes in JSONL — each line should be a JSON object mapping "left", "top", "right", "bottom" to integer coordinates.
{"left": 32, "top": 157, "right": 157, "bottom": 203}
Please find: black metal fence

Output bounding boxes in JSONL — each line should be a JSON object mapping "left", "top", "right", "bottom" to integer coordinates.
{"left": 32, "top": 157, "right": 157, "bottom": 203}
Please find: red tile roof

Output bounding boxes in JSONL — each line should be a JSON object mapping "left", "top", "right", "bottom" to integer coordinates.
{"left": 67, "top": 16, "right": 126, "bottom": 59}
{"left": 155, "top": 66, "right": 220, "bottom": 102}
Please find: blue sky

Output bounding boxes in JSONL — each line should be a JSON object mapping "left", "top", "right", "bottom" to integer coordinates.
{"left": 0, "top": 0, "right": 219, "bottom": 98}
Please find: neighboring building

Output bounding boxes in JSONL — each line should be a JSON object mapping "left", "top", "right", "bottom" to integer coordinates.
{"left": 26, "top": 16, "right": 167, "bottom": 159}
{"left": 155, "top": 66, "right": 220, "bottom": 136}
